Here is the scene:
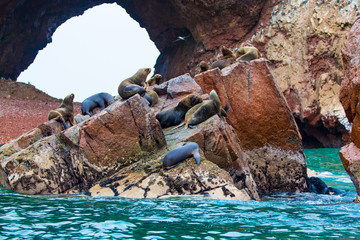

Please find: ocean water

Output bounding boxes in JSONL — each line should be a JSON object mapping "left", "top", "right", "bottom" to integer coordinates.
{"left": 0, "top": 148, "right": 359, "bottom": 239}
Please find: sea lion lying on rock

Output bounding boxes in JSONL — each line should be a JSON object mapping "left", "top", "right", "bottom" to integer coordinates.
{"left": 118, "top": 68, "right": 151, "bottom": 99}
{"left": 185, "top": 90, "right": 228, "bottom": 128}
{"left": 81, "top": 92, "right": 114, "bottom": 116}
{"left": 48, "top": 93, "right": 75, "bottom": 129}
{"left": 199, "top": 46, "right": 236, "bottom": 73}
{"left": 155, "top": 94, "right": 203, "bottom": 128}
{"left": 236, "top": 46, "right": 260, "bottom": 61}
{"left": 162, "top": 142, "right": 201, "bottom": 169}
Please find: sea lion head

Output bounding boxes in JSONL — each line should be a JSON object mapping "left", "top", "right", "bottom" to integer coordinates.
{"left": 153, "top": 74, "right": 162, "bottom": 84}
{"left": 180, "top": 94, "right": 203, "bottom": 108}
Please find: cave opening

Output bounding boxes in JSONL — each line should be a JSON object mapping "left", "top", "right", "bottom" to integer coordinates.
{"left": 17, "top": 3, "right": 159, "bottom": 102}
{"left": 295, "top": 117, "right": 348, "bottom": 149}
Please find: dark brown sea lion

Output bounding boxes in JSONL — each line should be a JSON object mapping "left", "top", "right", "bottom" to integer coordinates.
{"left": 81, "top": 92, "right": 114, "bottom": 116}
{"left": 185, "top": 90, "right": 225, "bottom": 128}
{"left": 162, "top": 142, "right": 201, "bottom": 169}
{"left": 48, "top": 93, "right": 75, "bottom": 129}
{"left": 236, "top": 46, "right": 260, "bottom": 61}
{"left": 118, "top": 68, "right": 151, "bottom": 99}
{"left": 155, "top": 94, "right": 203, "bottom": 128}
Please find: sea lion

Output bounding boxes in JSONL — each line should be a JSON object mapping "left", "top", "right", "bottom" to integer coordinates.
{"left": 199, "top": 46, "right": 236, "bottom": 73}
{"left": 220, "top": 45, "right": 235, "bottom": 59}
{"left": 146, "top": 74, "right": 162, "bottom": 87}
{"left": 236, "top": 46, "right": 260, "bottom": 61}
{"left": 48, "top": 93, "right": 75, "bottom": 129}
{"left": 156, "top": 94, "right": 203, "bottom": 128}
{"left": 118, "top": 68, "right": 151, "bottom": 99}
{"left": 144, "top": 90, "right": 159, "bottom": 107}
{"left": 185, "top": 90, "right": 226, "bottom": 127}
{"left": 162, "top": 142, "right": 201, "bottom": 169}
{"left": 81, "top": 92, "right": 114, "bottom": 116}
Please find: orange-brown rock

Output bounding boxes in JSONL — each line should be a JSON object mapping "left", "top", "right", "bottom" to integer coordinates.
{"left": 78, "top": 95, "right": 166, "bottom": 168}
{"left": 339, "top": 17, "right": 360, "bottom": 199}
{"left": 195, "top": 59, "right": 308, "bottom": 194}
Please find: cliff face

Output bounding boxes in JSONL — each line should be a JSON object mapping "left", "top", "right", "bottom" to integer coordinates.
{"left": 0, "top": 0, "right": 358, "bottom": 147}
{"left": 339, "top": 17, "right": 360, "bottom": 200}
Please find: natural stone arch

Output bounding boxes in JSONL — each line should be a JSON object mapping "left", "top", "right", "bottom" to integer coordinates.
{"left": 0, "top": 0, "right": 267, "bottom": 80}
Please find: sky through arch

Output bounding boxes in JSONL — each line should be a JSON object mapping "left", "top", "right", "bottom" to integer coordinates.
{"left": 17, "top": 3, "right": 160, "bottom": 102}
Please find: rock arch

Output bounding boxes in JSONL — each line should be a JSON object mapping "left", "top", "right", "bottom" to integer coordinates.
{"left": 0, "top": 0, "right": 266, "bottom": 80}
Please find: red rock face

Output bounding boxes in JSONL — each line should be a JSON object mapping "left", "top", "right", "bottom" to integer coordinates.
{"left": 339, "top": 17, "right": 360, "bottom": 198}
{"left": 195, "top": 60, "right": 308, "bottom": 194}
{"left": 0, "top": 80, "right": 81, "bottom": 144}
{"left": 78, "top": 95, "right": 166, "bottom": 168}
{"left": 195, "top": 60, "right": 302, "bottom": 151}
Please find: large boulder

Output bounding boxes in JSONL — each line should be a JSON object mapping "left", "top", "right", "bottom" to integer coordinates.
{"left": 0, "top": 94, "right": 166, "bottom": 194}
{"left": 88, "top": 114, "right": 259, "bottom": 200}
{"left": 339, "top": 17, "right": 360, "bottom": 198}
{"left": 195, "top": 59, "right": 308, "bottom": 195}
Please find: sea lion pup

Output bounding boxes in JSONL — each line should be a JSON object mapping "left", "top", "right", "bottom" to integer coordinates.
{"left": 199, "top": 61, "right": 209, "bottom": 72}
{"left": 144, "top": 90, "right": 159, "bottom": 107}
{"left": 162, "top": 142, "right": 201, "bottom": 169}
{"left": 81, "top": 92, "right": 114, "bottom": 116}
{"left": 146, "top": 74, "right": 162, "bottom": 87}
{"left": 118, "top": 68, "right": 151, "bottom": 99}
{"left": 185, "top": 90, "right": 225, "bottom": 128}
{"left": 155, "top": 94, "right": 203, "bottom": 128}
{"left": 48, "top": 93, "right": 75, "bottom": 129}
{"left": 236, "top": 46, "right": 260, "bottom": 61}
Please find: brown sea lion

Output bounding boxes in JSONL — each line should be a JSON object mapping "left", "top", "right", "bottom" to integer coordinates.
{"left": 185, "top": 90, "right": 226, "bottom": 128}
{"left": 146, "top": 74, "right": 162, "bottom": 87}
{"left": 220, "top": 45, "right": 235, "bottom": 59}
{"left": 144, "top": 90, "right": 159, "bottom": 107}
{"left": 118, "top": 68, "right": 151, "bottom": 99}
{"left": 81, "top": 92, "right": 114, "bottom": 116}
{"left": 48, "top": 93, "right": 75, "bottom": 129}
{"left": 155, "top": 94, "right": 203, "bottom": 128}
{"left": 199, "top": 46, "right": 236, "bottom": 73}
{"left": 162, "top": 142, "right": 201, "bottom": 169}
{"left": 236, "top": 46, "right": 260, "bottom": 61}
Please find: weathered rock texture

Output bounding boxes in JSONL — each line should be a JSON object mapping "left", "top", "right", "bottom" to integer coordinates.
{"left": 339, "top": 16, "right": 360, "bottom": 198}
{"left": 0, "top": 95, "right": 166, "bottom": 195}
{"left": 0, "top": 0, "right": 357, "bottom": 148}
{"left": 195, "top": 60, "right": 308, "bottom": 195}
{"left": 0, "top": 80, "right": 81, "bottom": 144}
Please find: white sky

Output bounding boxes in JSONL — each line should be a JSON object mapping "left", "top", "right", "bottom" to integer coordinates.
{"left": 17, "top": 3, "right": 160, "bottom": 102}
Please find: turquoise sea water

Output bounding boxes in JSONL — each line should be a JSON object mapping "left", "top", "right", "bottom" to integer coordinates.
{"left": 1, "top": 148, "right": 359, "bottom": 239}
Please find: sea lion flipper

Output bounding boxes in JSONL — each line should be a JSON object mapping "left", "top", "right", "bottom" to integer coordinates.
{"left": 193, "top": 151, "right": 201, "bottom": 164}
